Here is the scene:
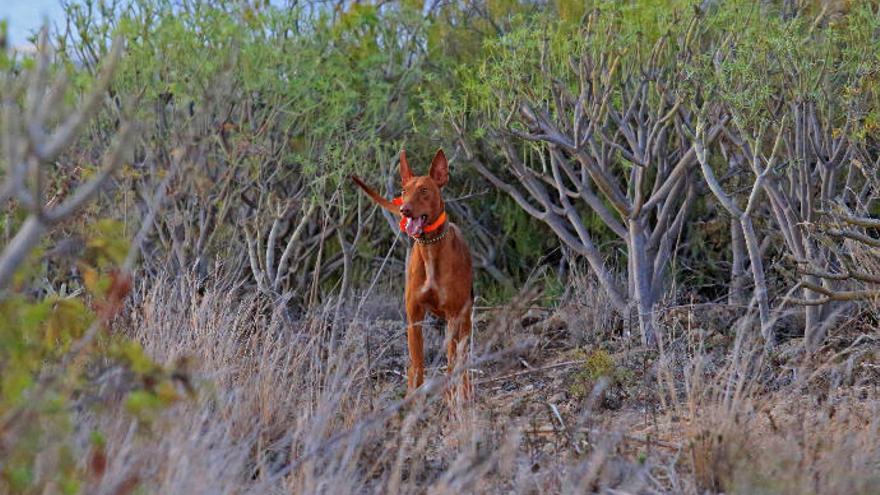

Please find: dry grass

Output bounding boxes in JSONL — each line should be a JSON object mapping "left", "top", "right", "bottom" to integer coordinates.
{"left": 70, "top": 269, "right": 880, "bottom": 494}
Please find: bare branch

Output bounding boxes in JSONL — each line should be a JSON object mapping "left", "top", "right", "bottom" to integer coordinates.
{"left": 274, "top": 201, "right": 317, "bottom": 291}
{"left": 827, "top": 228, "right": 880, "bottom": 248}
{"left": 794, "top": 281, "right": 880, "bottom": 303}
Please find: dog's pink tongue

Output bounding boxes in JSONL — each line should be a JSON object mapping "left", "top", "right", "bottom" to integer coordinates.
{"left": 405, "top": 217, "right": 425, "bottom": 236}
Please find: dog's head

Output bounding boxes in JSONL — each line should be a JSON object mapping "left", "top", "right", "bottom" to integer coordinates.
{"left": 397, "top": 149, "right": 448, "bottom": 237}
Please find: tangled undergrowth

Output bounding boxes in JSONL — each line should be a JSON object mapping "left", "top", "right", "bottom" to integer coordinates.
{"left": 63, "top": 268, "right": 878, "bottom": 494}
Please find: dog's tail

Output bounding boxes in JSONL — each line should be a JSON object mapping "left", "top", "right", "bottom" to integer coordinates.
{"left": 351, "top": 175, "right": 401, "bottom": 216}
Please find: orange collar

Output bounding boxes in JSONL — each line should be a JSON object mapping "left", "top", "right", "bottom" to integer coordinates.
{"left": 421, "top": 211, "right": 447, "bottom": 233}
{"left": 392, "top": 197, "right": 447, "bottom": 237}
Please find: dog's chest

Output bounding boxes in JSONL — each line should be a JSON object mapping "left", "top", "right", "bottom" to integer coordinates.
{"left": 418, "top": 260, "right": 444, "bottom": 303}
{"left": 409, "top": 251, "right": 449, "bottom": 309}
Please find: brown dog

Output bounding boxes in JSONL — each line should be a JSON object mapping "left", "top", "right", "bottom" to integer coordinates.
{"left": 352, "top": 149, "right": 474, "bottom": 400}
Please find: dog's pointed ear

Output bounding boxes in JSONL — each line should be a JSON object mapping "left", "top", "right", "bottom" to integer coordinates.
{"left": 399, "top": 149, "right": 413, "bottom": 185}
{"left": 429, "top": 149, "right": 448, "bottom": 188}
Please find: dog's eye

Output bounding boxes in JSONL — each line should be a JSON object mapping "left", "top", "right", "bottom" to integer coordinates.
{"left": 419, "top": 187, "right": 428, "bottom": 195}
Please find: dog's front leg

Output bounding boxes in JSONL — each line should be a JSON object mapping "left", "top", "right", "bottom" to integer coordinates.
{"left": 405, "top": 304, "right": 426, "bottom": 393}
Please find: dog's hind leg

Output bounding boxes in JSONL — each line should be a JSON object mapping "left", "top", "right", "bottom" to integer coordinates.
{"left": 445, "top": 302, "right": 474, "bottom": 404}
{"left": 457, "top": 305, "right": 474, "bottom": 401}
